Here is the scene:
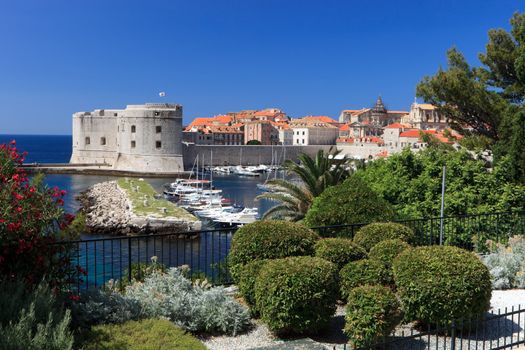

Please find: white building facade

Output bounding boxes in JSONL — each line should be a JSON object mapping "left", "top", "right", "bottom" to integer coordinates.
{"left": 70, "top": 103, "right": 184, "bottom": 173}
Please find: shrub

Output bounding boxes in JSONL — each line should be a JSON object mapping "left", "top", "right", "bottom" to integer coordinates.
{"left": 353, "top": 222, "right": 415, "bottom": 252}
{"left": 369, "top": 239, "right": 411, "bottom": 284}
{"left": 393, "top": 246, "right": 492, "bottom": 324}
{"left": 255, "top": 256, "right": 338, "bottom": 335}
{"left": 70, "top": 285, "right": 142, "bottom": 329}
{"left": 0, "top": 280, "right": 73, "bottom": 350}
{"left": 344, "top": 285, "right": 403, "bottom": 348}
{"left": 314, "top": 238, "right": 367, "bottom": 269}
{"left": 481, "top": 236, "right": 525, "bottom": 289}
{"left": 0, "top": 141, "right": 79, "bottom": 289}
{"left": 82, "top": 319, "right": 206, "bottom": 350}
{"left": 339, "top": 259, "right": 390, "bottom": 300}
{"left": 237, "top": 259, "right": 269, "bottom": 312}
{"left": 303, "top": 176, "right": 394, "bottom": 238}
{"left": 228, "top": 220, "right": 319, "bottom": 282}
{"left": 117, "top": 257, "right": 167, "bottom": 290}
{"left": 126, "top": 268, "right": 250, "bottom": 335}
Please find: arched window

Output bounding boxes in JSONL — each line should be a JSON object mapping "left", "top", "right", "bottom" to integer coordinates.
{"left": 131, "top": 125, "right": 136, "bottom": 133}
{"left": 85, "top": 137, "right": 90, "bottom": 145}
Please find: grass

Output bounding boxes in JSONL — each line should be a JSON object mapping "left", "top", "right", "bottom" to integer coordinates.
{"left": 117, "top": 178, "right": 197, "bottom": 222}
{"left": 81, "top": 319, "right": 207, "bottom": 350}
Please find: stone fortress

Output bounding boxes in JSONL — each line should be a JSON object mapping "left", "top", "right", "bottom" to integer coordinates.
{"left": 70, "top": 103, "right": 184, "bottom": 173}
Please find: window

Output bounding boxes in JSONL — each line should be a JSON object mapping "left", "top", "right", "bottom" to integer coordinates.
{"left": 113, "top": 113, "right": 118, "bottom": 117}
{"left": 302, "top": 139, "right": 305, "bottom": 144}
{"left": 302, "top": 131, "right": 305, "bottom": 135}
{"left": 156, "top": 126, "right": 162, "bottom": 133}
{"left": 131, "top": 125, "right": 136, "bottom": 133}
{"left": 156, "top": 141, "right": 162, "bottom": 149}
{"left": 131, "top": 141, "right": 136, "bottom": 148}
{"left": 154, "top": 111, "right": 160, "bottom": 116}
{"left": 85, "top": 137, "right": 90, "bottom": 145}
{"left": 100, "top": 137, "right": 106, "bottom": 145}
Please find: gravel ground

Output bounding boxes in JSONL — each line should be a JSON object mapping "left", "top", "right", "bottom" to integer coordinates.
{"left": 202, "top": 290, "right": 525, "bottom": 350}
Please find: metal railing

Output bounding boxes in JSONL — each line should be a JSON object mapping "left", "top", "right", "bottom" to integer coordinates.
{"left": 337, "top": 305, "right": 525, "bottom": 350}
{"left": 56, "top": 211, "right": 525, "bottom": 292}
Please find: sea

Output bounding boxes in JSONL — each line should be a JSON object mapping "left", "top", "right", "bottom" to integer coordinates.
{"left": 0, "top": 134, "right": 274, "bottom": 215}
{"left": 1, "top": 134, "right": 277, "bottom": 285}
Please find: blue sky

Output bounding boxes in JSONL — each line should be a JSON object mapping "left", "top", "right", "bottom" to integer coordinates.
{"left": 0, "top": 0, "right": 523, "bottom": 134}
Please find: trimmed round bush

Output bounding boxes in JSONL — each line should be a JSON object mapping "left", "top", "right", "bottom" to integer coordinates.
{"left": 304, "top": 176, "right": 394, "bottom": 238}
{"left": 237, "top": 259, "right": 269, "bottom": 312}
{"left": 345, "top": 285, "right": 403, "bottom": 348}
{"left": 369, "top": 239, "right": 411, "bottom": 284}
{"left": 339, "top": 259, "right": 390, "bottom": 300}
{"left": 255, "top": 256, "right": 338, "bottom": 335}
{"left": 228, "top": 221, "right": 319, "bottom": 282}
{"left": 393, "top": 246, "right": 492, "bottom": 324}
{"left": 353, "top": 223, "right": 415, "bottom": 252}
{"left": 314, "top": 238, "right": 367, "bottom": 269}
{"left": 83, "top": 319, "right": 206, "bottom": 350}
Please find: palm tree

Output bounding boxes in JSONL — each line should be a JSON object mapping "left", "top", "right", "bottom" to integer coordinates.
{"left": 257, "top": 147, "right": 353, "bottom": 221}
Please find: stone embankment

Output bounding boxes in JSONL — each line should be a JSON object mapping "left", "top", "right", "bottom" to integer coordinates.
{"left": 79, "top": 181, "right": 201, "bottom": 235}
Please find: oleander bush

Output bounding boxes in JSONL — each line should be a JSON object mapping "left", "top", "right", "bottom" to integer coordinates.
{"left": 237, "top": 259, "right": 270, "bottom": 313}
{"left": 344, "top": 285, "right": 403, "bottom": 348}
{"left": 339, "top": 259, "right": 390, "bottom": 300}
{"left": 314, "top": 238, "right": 367, "bottom": 269}
{"left": 353, "top": 222, "right": 415, "bottom": 252}
{"left": 482, "top": 236, "right": 525, "bottom": 289}
{"left": 228, "top": 220, "right": 319, "bottom": 282}
{"left": 304, "top": 176, "right": 394, "bottom": 238}
{"left": 81, "top": 319, "right": 206, "bottom": 350}
{"left": 369, "top": 239, "right": 411, "bottom": 284}
{"left": 0, "top": 280, "right": 74, "bottom": 350}
{"left": 393, "top": 246, "right": 492, "bottom": 325}
{"left": 255, "top": 256, "right": 338, "bottom": 335}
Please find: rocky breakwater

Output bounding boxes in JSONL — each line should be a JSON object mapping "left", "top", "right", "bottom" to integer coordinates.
{"left": 81, "top": 180, "right": 201, "bottom": 235}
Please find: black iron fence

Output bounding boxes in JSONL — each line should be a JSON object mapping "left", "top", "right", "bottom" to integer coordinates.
{"left": 337, "top": 305, "right": 525, "bottom": 350}
{"left": 57, "top": 211, "right": 525, "bottom": 293}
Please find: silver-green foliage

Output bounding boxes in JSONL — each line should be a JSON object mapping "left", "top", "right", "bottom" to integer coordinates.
{"left": 482, "top": 236, "right": 525, "bottom": 289}
{"left": 75, "top": 268, "right": 251, "bottom": 335}
{"left": 0, "top": 281, "right": 74, "bottom": 350}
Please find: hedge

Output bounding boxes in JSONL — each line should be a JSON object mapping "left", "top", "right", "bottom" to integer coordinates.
{"left": 314, "top": 238, "right": 367, "bottom": 269}
{"left": 237, "top": 259, "right": 269, "bottom": 313}
{"left": 353, "top": 222, "right": 415, "bottom": 252}
{"left": 304, "top": 176, "right": 394, "bottom": 238}
{"left": 228, "top": 221, "right": 319, "bottom": 282}
{"left": 339, "top": 259, "right": 390, "bottom": 300}
{"left": 344, "top": 285, "right": 402, "bottom": 348}
{"left": 255, "top": 256, "right": 338, "bottom": 335}
{"left": 393, "top": 246, "right": 492, "bottom": 324}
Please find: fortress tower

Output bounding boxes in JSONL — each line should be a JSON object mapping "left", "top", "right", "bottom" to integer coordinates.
{"left": 70, "top": 103, "right": 184, "bottom": 173}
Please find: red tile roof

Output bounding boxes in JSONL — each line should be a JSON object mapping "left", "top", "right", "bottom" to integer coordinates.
{"left": 339, "top": 124, "right": 350, "bottom": 131}
{"left": 302, "top": 116, "right": 339, "bottom": 124}
{"left": 385, "top": 123, "right": 411, "bottom": 129}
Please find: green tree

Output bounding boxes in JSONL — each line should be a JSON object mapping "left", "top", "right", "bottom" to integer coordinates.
{"left": 416, "top": 12, "right": 525, "bottom": 182}
{"left": 257, "top": 148, "right": 352, "bottom": 221}
{"left": 355, "top": 147, "right": 525, "bottom": 219}
{"left": 246, "top": 140, "right": 262, "bottom": 145}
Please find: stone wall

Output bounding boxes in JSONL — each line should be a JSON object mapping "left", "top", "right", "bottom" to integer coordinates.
{"left": 182, "top": 144, "right": 334, "bottom": 168}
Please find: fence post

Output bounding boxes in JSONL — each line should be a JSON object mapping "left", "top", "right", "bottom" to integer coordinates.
{"left": 450, "top": 320, "right": 456, "bottom": 350}
{"left": 127, "top": 237, "right": 132, "bottom": 283}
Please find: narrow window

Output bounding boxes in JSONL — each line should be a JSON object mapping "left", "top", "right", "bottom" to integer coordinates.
{"left": 131, "top": 141, "right": 136, "bottom": 148}
{"left": 156, "top": 125, "right": 162, "bottom": 133}
{"left": 156, "top": 141, "right": 162, "bottom": 149}
{"left": 131, "top": 125, "right": 136, "bottom": 133}
{"left": 85, "top": 137, "right": 90, "bottom": 145}
{"left": 100, "top": 137, "right": 106, "bottom": 145}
